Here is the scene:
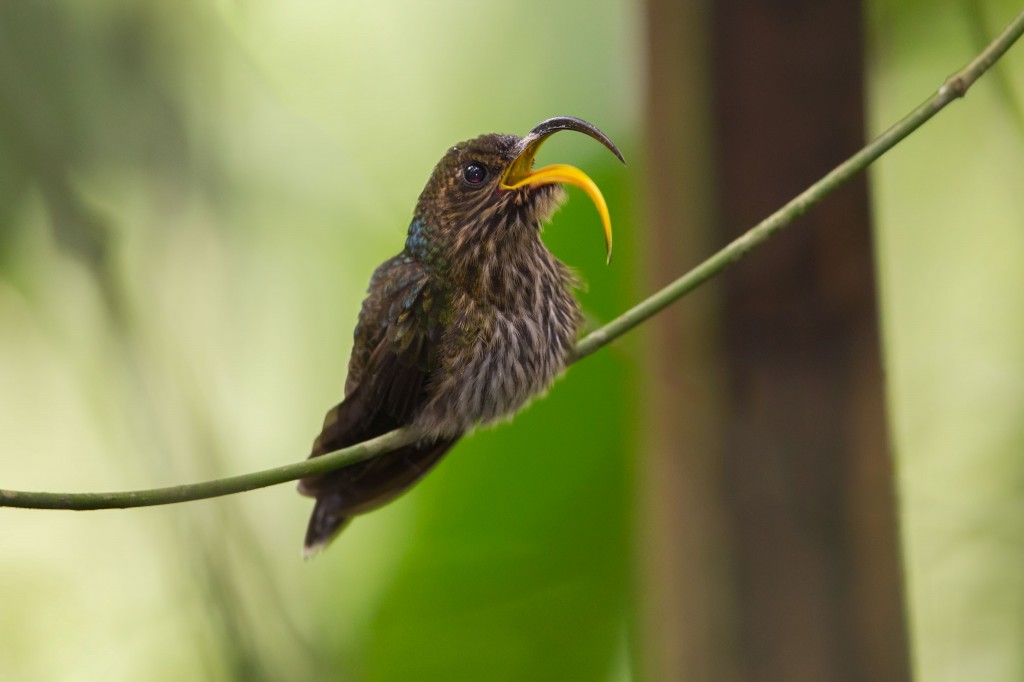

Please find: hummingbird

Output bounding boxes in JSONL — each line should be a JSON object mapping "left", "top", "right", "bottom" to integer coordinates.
{"left": 298, "top": 116, "right": 624, "bottom": 556}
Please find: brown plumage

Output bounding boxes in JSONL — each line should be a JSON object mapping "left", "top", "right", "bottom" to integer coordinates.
{"left": 298, "top": 117, "right": 623, "bottom": 556}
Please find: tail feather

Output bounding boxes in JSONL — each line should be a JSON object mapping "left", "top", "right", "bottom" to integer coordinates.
{"left": 301, "top": 437, "right": 459, "bottom": 557}
{"left": 303, "top": 493, "right": 352, "bottom": 559}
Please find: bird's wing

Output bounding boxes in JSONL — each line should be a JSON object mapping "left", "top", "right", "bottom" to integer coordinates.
{"left": 298, "top": 255, "right": 458, "bottom": 555}
{"left": 344, "top": 255, "right": 443, "bottom": 394}
{"left": 298, "top": 255, "right": 446, "bottom": 494}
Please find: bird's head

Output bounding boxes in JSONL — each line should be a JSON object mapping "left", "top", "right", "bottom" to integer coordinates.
{"left": 412, "top": 117, "right": 624, "bottom": 265}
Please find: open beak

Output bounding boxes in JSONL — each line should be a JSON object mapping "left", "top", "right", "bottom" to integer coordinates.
{"left": 500, "top": 116, "right": 625, "bottom": 263}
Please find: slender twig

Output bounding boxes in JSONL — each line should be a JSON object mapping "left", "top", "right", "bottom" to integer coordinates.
{"left": 3, "top": 10, "right": 1023, "bottom": 511}
{"left": 1, "top": 429, "right": 421, "bottom": 510}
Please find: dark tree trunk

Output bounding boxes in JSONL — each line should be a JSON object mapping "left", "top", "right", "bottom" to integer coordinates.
{"left": 641, "top": 0, "right": 910, "bottom": 679}
{"left": 711, "top": 1, "right": 910, "bottom": 680}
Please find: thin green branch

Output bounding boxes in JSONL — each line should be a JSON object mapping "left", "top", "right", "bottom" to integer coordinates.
{"left": 3, "top": 9, "right": 1023, "bottom": 511}
{"left": 1, "top": 429, "right": 420, "bottom": 510}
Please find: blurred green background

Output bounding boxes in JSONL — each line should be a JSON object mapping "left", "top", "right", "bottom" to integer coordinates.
{"left": 0, "top": 1, "right": 1022, "bottom": 680}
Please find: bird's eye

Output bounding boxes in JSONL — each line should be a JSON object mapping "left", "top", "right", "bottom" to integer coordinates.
{"left": 462, "top": 163, "right": 487, "bottom": 186}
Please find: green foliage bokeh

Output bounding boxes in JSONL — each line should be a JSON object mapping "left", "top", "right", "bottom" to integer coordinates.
{"left": 0, "top": 1, "right": 638, "bottom": 680}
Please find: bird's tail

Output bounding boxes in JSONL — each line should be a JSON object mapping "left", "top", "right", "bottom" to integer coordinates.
{"left": 301, "top": 436, "right": 459, "bottom": 558}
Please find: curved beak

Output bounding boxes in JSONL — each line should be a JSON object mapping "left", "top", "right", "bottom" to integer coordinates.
{"left": 500, "top": 116, "right": 625, "bottom": 263}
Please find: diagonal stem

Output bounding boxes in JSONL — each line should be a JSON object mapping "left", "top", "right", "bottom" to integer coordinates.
{"left": 3, "top": 9, "right": 1023, "bottom": 511}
